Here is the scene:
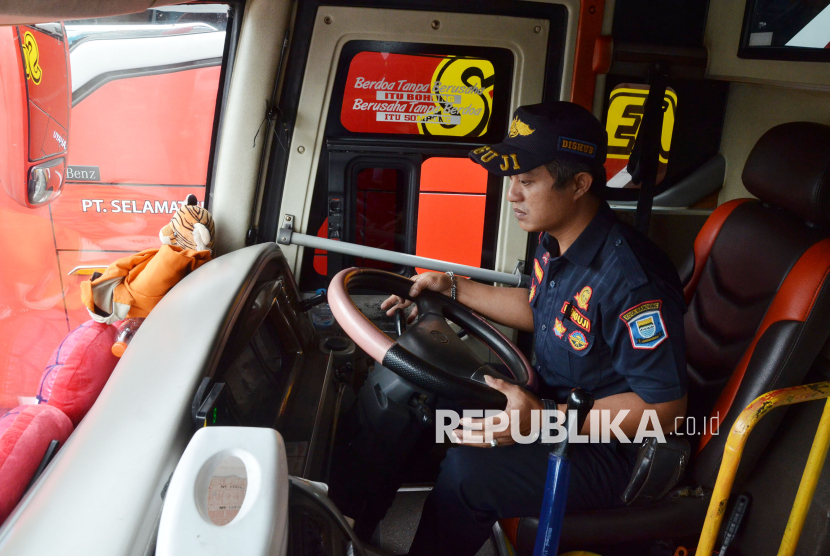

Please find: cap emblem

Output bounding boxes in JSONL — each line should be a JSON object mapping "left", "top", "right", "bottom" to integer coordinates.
{"left": 508, "top": 116, "right": 535, "bottom": 138}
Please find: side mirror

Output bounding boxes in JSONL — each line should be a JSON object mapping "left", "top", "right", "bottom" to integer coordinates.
{"left": 0, "top": 23, "right": 70, "bottom": 208}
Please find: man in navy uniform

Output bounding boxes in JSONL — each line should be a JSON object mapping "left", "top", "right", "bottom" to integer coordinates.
{"left": 382, "top": 101, "right": 688, "bottom": 556}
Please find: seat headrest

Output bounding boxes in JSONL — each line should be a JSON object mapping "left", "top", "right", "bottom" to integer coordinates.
{"left": 742, "top": 122, "right": 830, "bottom": 227}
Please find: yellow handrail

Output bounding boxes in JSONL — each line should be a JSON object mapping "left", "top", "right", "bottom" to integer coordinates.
{"left": 696, "top": 381, "right": 830, "bottom": 556}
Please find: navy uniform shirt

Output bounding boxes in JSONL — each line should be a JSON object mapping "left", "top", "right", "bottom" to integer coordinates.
{"left": 529, "top": 201, "right": 687, "bottom": 404}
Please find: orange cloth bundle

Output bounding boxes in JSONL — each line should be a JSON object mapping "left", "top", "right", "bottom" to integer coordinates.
{"left": 80, "top": 245, "right": 211, "bottom": 324}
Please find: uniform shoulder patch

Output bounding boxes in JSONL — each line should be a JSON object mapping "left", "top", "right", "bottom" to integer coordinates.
{"left": 619, "top": 300, "right": 667, "bottom": 349}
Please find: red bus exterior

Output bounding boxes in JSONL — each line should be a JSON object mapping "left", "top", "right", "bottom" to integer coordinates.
{"left": 0, "top": 20, "right": 223, "bottom": 411}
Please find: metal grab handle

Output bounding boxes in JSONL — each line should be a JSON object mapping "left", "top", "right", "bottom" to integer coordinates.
{"left": 697, "top": 381, "right": 830, "bottom": 556}
{"left": 277, "top": 216, "right": 528, "bottom": 287}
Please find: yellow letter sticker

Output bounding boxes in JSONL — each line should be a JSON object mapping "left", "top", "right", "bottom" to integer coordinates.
{"left": 604, "top": 84, "right": 677, "bottom": 189}
{"left": 22, "top": 30, "right": 43, "bottom": 85}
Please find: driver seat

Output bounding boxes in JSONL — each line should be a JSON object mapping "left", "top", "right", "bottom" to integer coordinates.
{"left": 502, "top": 122, "right": 830, "bottom": 553}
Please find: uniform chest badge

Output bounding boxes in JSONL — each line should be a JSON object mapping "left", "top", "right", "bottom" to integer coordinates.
{"left": 619, "top": 300, "right": 668, "bottom": 349}
{"left": 560, "top": 301, "right": 591, "bottom": 332}
{"left": 574, "top": 286, "right": 592, "bottom": 310}
{"left": 569, "top": 307, "right": 591, "bottom": 332}
{"left": 568, "top": 330, "right": 588, "bottom": 351}
{"left": 542, "top": 252, "right": 550, "bottom": 266}
{"left": 529, "top": 258, "right": 544, "bottom": 304}
{"left": 554, "top": 318, "right": 566, "bottom": 339}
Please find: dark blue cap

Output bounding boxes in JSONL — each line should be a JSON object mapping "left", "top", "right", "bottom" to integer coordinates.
{"left": 469, "top": 101, "right": 607, "bottom": 176}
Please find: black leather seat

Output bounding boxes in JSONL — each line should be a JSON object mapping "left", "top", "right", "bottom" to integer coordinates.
{"left": 502, "top": 122, "right": 830, "bottom": 553}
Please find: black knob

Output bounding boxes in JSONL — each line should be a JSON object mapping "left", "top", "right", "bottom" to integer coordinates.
{"left": 566, "top": 388, "right": 594, "bottom": 434}
{"left": 551, "top": 388, "right": 594, "bottom": 458}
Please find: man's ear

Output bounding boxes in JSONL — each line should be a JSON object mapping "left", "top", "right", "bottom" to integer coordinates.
{"left": 572, "top": 172, "right": 593, "bottom": 200}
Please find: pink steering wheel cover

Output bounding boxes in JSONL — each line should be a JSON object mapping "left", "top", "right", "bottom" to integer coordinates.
{"left": 328, "top": 268, "right": 395, "bottom": 362}
{"left": 329, "top": 267, "right": 537, "bottom": 391}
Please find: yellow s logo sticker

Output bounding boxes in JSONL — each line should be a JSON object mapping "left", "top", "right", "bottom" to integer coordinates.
{"left": 418, "top": 57, "right": 495, "bottom": 138}
{"left": 22, "top": 31, "right": 42, "bottom": 85}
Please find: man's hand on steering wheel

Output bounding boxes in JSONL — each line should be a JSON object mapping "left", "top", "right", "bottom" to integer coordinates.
{"left": 453, "top": 375, "right": 545, "bottom": 448}
{"left": 380, "top": 271, "right": 452, "bottom": 323}
{"left": 332, "top": 267, "right": 536, "bottom": 408}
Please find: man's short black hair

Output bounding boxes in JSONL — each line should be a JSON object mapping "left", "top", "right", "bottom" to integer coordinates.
{"left": 544, "top": 158, "right": 607, "bottom": 193}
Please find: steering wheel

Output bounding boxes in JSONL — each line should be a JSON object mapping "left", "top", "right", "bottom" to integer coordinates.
{"left": 328, "top": 268, "right": 537, "bottom": 408}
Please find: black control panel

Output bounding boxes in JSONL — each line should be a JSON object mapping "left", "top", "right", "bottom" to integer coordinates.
{"left": 328, "top": 196, "right": 343, "bottom": 240}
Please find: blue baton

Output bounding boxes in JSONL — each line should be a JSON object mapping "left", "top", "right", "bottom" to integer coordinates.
{"left": 533, "top": 388, "right": 594, "bottom": 556}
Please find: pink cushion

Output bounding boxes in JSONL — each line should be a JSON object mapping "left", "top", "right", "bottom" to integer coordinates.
{"left": 0, "top": 404, "right": 73, "bottom": 523}
{"left": 37, "top": 321, "right": 119, "bottom": 426}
